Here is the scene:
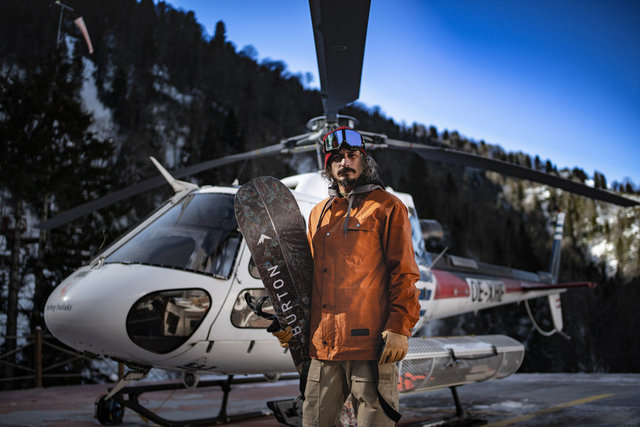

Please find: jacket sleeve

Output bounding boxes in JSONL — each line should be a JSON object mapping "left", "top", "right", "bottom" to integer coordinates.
{"left": 382, "top": 200, "right": 421, "bottom": 336}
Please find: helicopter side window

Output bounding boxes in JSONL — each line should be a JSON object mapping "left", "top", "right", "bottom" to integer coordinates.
{"left": 231, "top": 289, "right": 274, "bottom": 329}
{"left": 126, "top": 289, "right": 211, "bottom": 354}
{"left": 104, "top": 193, "right": 241, "bottom": 279}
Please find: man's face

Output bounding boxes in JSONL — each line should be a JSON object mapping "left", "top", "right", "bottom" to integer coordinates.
{"left": 329, "top": 148, "right": 364, "bottom": 190}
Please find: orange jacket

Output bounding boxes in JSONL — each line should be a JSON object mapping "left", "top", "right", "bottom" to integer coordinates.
{"left": 307, "top": 187, "right": 421, "bottom": 361}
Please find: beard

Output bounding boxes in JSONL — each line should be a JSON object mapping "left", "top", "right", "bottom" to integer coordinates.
{"left": 336, "top": 167, "right": 362, "bottom": 191}
{"left": 338, "top": 176, "right": 358, "bottom": 189}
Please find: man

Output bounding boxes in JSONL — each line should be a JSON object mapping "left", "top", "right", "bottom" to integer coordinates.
{"left": 301, "top": 127, "right": 420, "bottom": 426}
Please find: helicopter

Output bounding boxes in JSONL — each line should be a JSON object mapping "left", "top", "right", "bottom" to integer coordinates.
{"left": 40, "top": 0, "right": 639, "bottom": 425}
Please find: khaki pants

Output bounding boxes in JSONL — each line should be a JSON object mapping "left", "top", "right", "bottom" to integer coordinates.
{"left": 302, "top": 359, "right": 398, "bottom": 426}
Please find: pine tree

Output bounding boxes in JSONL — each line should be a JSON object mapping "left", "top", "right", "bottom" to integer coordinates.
{"left": 0, "top": 51, "right": 115, "bottom": 387}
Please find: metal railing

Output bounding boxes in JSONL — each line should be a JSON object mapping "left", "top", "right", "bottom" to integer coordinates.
{"left": 0, "top": 327, "right": 103, "bottom": 388}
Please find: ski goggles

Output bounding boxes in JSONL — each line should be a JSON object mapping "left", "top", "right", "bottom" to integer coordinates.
{"left": 322, "top": 128, "right": 366, "bottom": 154}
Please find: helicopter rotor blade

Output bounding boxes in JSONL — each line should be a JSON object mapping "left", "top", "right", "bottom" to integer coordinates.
{"left": 309, "top": 0, "right": 370, "bottom": 123}
{"left": 383, "top": 138, "right": 638, "bottom": 207}
{"left": 38, "top": 142, "right": 316, "bottom": 230}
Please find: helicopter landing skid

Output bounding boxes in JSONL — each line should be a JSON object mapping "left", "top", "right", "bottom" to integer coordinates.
{"left": 95, "top": 374, "right": 298, "bottom": 426}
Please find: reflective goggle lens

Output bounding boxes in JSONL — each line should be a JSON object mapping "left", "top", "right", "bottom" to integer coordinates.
{"left": 323, "top": 129, "right": 364, "bottom": 153}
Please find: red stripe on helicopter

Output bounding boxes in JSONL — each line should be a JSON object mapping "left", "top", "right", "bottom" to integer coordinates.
{"left": 433, "top": 270, "right": 526, "bottom": 299}
{"left": 501, "top": 279, "right": 596, "bottom": 292}
{"left": 521, "top": 281, "right": 597, "bottom": 291}
{"left": 431, "top": 270, "right": 470, "bottom": 299}
{"left": 432, "top": 269, "right": 597, "bottom": 301}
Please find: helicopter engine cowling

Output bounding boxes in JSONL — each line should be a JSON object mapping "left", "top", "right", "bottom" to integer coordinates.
{"left": 398, "top": 335, "right": 524, "bottom": 393}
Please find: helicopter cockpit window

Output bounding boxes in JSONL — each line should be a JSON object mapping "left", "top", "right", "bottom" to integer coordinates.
{"left": 126, "top": 289, "right": 210, "bottom": 354}
{"left": 104, "top": 193, "right": 241, "bottom": 279}
{"left": 231, "top": 289, "right": 274, "bottom": 328}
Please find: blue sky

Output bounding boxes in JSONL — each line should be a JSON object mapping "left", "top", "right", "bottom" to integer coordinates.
{"left": 166, "top": 0, "right": 640, "bottom": 187}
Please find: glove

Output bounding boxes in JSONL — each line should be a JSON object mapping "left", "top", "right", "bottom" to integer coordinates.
{"left": 272, "top": 326, "right": 293, "bottom": 348}
{"left": 378, "top": 330, "right": 408, "bottom": 364}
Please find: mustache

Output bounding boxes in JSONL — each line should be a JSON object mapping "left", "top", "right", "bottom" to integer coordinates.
{"left": 338, "top": 167, "right": 356, "bottom": 175}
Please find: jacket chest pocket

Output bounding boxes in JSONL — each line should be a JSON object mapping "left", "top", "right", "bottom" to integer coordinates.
{"left": 338, "top": 218, "right": 379, "bottom": 271}
{"left": 343, "top": 216, "right": 376, "bottom": 242}
{"left": 346, "top": 217, "right": 374, "bottom": 232}
{"left": 345, "top": 217, "right": 376, "bottom": 234}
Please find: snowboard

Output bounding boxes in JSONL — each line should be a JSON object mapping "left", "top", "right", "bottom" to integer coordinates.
{"left": 234, "top": 176, "right": 313, "bottom": 375}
